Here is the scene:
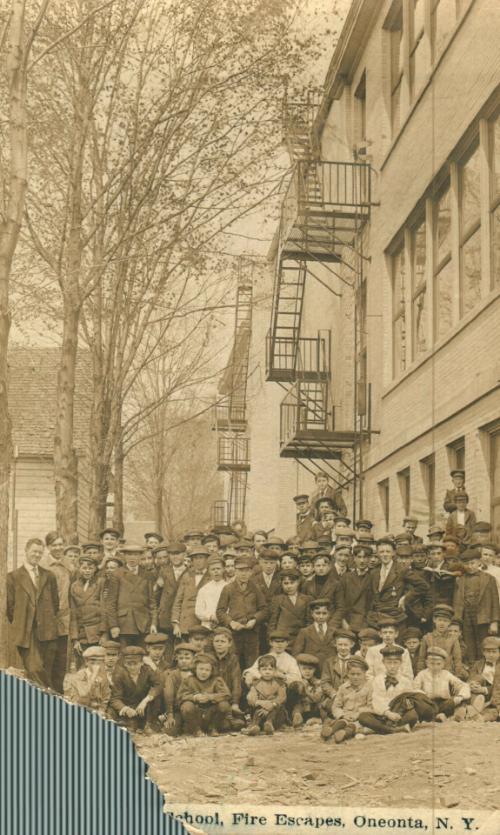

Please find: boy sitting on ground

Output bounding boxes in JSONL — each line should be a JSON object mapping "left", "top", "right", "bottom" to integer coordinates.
{"left": 321, "top": 656, "right": 373, "bottom": 743}
{"left": 290, "top": 654, "right": 323, "bottom": 728}
{"left": 358, "top": 646, "right": 419, "bottom": 735}
{"left": 177, "top": 652, "right": 231, "bottom": 737}
{"left": 468, "top": 636, "right": 500, "bottom": 721}
{"left": 413, "top": 646, "right": 470, "bottom": 722}
{"left": 109, "top": 646, "right": 161, "bottom": 733}
{"left": 246, "top": 654, "right": 287, "bottom": 736}
{"left": 320, "top": 629, "right": 356, "bottom": 717}
{"left": 163, "top": 642, "right": 196, "bottom": 736}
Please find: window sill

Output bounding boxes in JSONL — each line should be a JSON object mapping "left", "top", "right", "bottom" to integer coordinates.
{"left": 382, "top": 284, "right": 500, "bottom": 399}
{"left": 380, "top": 1, "right": 475, "bottom": 172}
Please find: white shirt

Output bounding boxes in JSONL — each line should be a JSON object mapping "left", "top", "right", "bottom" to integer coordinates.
{"left": 371, "top": 672, "right": 417, "bottom": 715}
{"left": 243, "top": 651, "right": 301, "bottom": 686}
{"left": 365, "top": 643, "right": 414, "bottom": 681}
{"left": 378, "top": 562, "right": 393, "bottom": 591}
{"left": 413, "top": 669, "right": 470, "bottom": 701}
{"left": 456, "top": 510, "right": 466, "bottom": 526}
{"left": 315, "top": 623, "right": 327, "bottom": 636}
{"left": 194, "top": 579, "right": 227, "bottom": 627}
{"left": 24, "top": 563, "right": 40, "bottom": 587}
{"left": 172, "top": 566, "right": 185, "bottom": 581}
{"left": 262, "top": 572, "right": 275, "bottom": 588}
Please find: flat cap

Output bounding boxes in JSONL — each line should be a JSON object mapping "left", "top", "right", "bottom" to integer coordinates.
{"left": 377, "top": 616, "right": 398, "bottom": 628}
{"left": 334, "top": 516, "right": 352, "bottom": 526}
{"left": 188, "top": 625, "right": 212, "bottom": 637}
{"left": 144, "top": 532, "right": 163, "bottom": 541}
{"left": 380, "top": 645, "right": 404, "bottom": 658}
{"left": 354, "top": 520, "right": 373, "bottom": 530}
{"left": 166, "top": 542, "right": 187, "bottom": 554}
{"left": 190, "top": 547, "right": 209, "bottom": 558}
{"left": 194, "top": 652, "right": 215, "bottom": 666}
{"left": 295, "top": 653, "right": 320, "bottom": 667}
{"left": 202, "top": 533, "right": 220, "bottom": 545}
{"left": 234, "top": 538, "right": 254, "bottom": 550}
{"left": 482, "top": 636, "right": 500, "bottom": 649}
{"left": 103, "top": 555, "right": 124, "bottom": 566}
{"left": 78, "top": 553, "right": 99, "bottom": 565}
{"left": 347, "top": 656, "right": 369, "bottom": 671}
{"left": 268, "top": 630, "right": 290, "bottom": 641}
{"left": 259, "top": 548, "right": 280, "bottom": 560}
{"left": 334, "top": 628, "right": 356, "bottom": 641}
{"left": 81, "top": 542, "right": 102, "bottom": 553}
{"left": 428, "top": 525, "right": 445, "bottom": 537}
{"left": 402, "top": 627, "right": 422, "bottom": 640}
{"left": 280, "top": 569, "right": 300, "bottom": 580}
{"left": 144, "top": 633, "right": 168, "bottom": 644}
{"left": 460, "top": 547, "right": 482, "bottom": 563}
{"left": 358, "top": 628, "right": 380, "bottom": 641}
{"left": 403, "top": 516, "right": 418, "bottom": 524}
{"left": 433, "top": 604, "right": 454, "bottom": 617}
{"left": 377, "top": 536, "right": 395, "bottom": 547}
{"left": 265, "top": 536, "right": 286, "bottom": 547}
{"left": 122, "top": 646, "right": 145, "bottom": 657}
{"left": 309, "top": 598, "right": 331, "bottom": 609}
{"left": 120, "top": 544, "right": 144, "bottom": 555}
{"left": 315, "top": 497, "right": 335, "bottom": 510}
{"left": 453, "top": 491, "right": 469, "bottom": 500}
{"left": 213, "top": 626, "right": 233, "bottom": 639}
{"left": 101, "top": 640, "right": 121, "bottom": 651}
{"left": 313, "top": 550, "right": 331, "bottom": 562}
{"left": 99, "top": 527, "right": 121, "bottom": 539}
{"left": 299, "top": 540, "right": 321, "bottom": 551}
{"left": 82, "top": 645, "right": 106, "bottom": 659}
{"left": 207, "top": 554, "right": 225, "bottom": 567}
{"left": 427, "top": 646, "right": 448, "bottom": 660}
{"left": 183, "top": 530, "right": 204, "bottom": 540}
{"left": 234, "top": 555, "right": 252, "bottom": 569}
{"left": 450, "top": 469, "right": 465, "bottom": 478}
{"left": 64, "top": 545, "right": 81, "bottom": 555}
{"left": 293, "top": 494, "right": 309, "bottom": 503}
{"left": 174, "top": 642, "right": 197, "bottom": 653}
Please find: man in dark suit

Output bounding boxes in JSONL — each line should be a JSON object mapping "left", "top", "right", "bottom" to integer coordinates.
{"left": 443, "top": 469, "right": 466, "bottom": 514}
{"left": 7, "top": 537, "right": 60, "bottom": 688}
{"left": 155, "top": 543, "right": 187, "bottom": 634}
{"left": 251, "top": 548, "right": 282, "bottom": 653}
{"left": 453, "top": 548, "right": 499, "bottom": 661}
{"left": 294, "top": 494, "right": 315, "bottom": 542}
{"left": 171, "top": 548, "right": 211, "bottom": 638}
{"left": 446, "top": 492, "right": 477, "bottom": 544}
{"left": 106, "top": 544, "right": 158, "bottom": 647}
{"left": 366, "top": 537, "right": 406, "bottom": 630}
{"left": 335, "top": 545, "right": 373, "bottom": 633}
{"left": 292, "top": 598, "right": 337, "bottom": 667}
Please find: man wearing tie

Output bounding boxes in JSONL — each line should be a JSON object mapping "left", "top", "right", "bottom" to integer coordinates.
{"left": 367, "top": 537, "right": 406, "bottom": 630}
{"left": 7, "top": 537, "right": 60, "bottom": 689}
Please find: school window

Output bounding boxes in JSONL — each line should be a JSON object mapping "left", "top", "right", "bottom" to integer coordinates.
{"left": 398, "top": 467, "right": 411, "bottom": 516}
{"left": 433, "top": 184, "right": 454, "bottom": 340}
{"left": 410, "top": 0, "right": 426, "bottom": 99}
{"left": 354, "top": 72, "right": 367, "bottom": 147}
{"left": 411, "top": 217, "right": 428, "bottom": 359}
{"left": 420, "top": 454, "right": 436, "bottom": 525}
{"left": 447, "top": 436, "right": 465, "bottom": 471}
{"left": 491, "top": 116, "right": 500, "bottom": 287}
{"left": 378, "top": 479, "right": 390, "bottom": 530}
{"left": 388, "top": 4, "right": 404, "bottom": 137}
{"left": 459, "top": 143, "right": 482, "bottom": 315}
{"left": 431, "top": 0, "right": 459, "bottom": 62}
{"left": 392, "top": 244, "right": 407, "bottom": 377}
{"left": 490, "top": 430, "right": 500, "bottom": 543}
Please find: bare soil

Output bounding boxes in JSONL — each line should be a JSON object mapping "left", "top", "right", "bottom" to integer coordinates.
{"left": 135, "top": 719, "right": 500, "bottom": 810}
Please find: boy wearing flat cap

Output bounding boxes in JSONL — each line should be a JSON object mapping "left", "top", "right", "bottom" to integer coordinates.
{"left": 413, "top": 646, "right": 470, "bottom": 721}
{"left": 358, "top": 646, "right": 419, "bottom": 735}
{"left": 268, "top": 570, "right": 313, "bottom": 641}
{"left": 210, "top": 626, "right": 243, "bottom": 721}
{"left": 171, "top": 547, "right": 211, "bottom": 638}
{"left": 290, "top": 654, "right": 323, "bottom": 728}
{"left": 216, "top": 556, "right": 267, "bottom": 669}
{"left": 195, "top": 554, "right": 228, "bottom": 629}
{"left": 453, "top": 548, "right": 499, "bottom": 662}
{"left": 292, "top": 599, "right": 337, "bottom": 668}
{"left": 163, "top": 643, "right": 196, "bottom": 736}
{"left": 446, "top": 493, "right": 477, "bottom": 544}
{"left": 321, "top": 656, "right": 373, "bottom": 743}
{"left": 320, "top": 629, "right": 356, "bottom": 716}
{"left": 467, "top": 635, "right": 500, "bottom": 720}
{"left": 365, "top": 617, "right": 414, "bottom": 680}
{"left": 246, "top": 655, "right": 287, "bottom": 736}
{"left": 69, "top": 553, "right": 105, "bottom": 662}
{"left": 294, "top": 494, "right": 315, "bottom": 543}
{"left": 109, "top": 646, "right": 161, "bottom": 732}
{"left": 177, "top": 653, "right": 231, "bottom": 736}
{"left": 417, "top": 604, "right": 465, "bottom": 677}
{"left": 63, "top": 645, "right": 110, "bottom": 714}
{"left": 335, "top": 545, "right": 372, "bottom": 634}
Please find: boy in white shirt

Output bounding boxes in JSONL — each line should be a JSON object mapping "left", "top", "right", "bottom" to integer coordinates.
{"left": 365, "top": 617, "right": 414, "bottom": 680}
{"left": 413, "top": 646, "right": 470, "bottom": 722}
{"left": 243, "top": 631, "right": 301, "bottom": 687}
{"left": 358, "top": 645, "right": 418, "bottom": 734}
{"left": 195, "top": 554, "right": 227, "bottom": 629}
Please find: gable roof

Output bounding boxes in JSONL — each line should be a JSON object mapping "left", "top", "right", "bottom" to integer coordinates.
{"left": 8, "top": 347, "right": 91, "bottom": 457}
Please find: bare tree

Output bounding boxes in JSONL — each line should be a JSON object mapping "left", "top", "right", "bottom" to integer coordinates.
{"left": 20, "top": 0, "right": 317, "bottom": 538}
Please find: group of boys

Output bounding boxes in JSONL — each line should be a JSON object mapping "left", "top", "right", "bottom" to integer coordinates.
{"left": 8, "top": 466, "right": 500, "bottom": 743}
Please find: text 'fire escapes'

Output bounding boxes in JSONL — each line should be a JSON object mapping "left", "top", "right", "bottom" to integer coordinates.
{"left": 267, "top": 87, "right": 374, "bottom": 507}
{"left": 212, "top": 261, "right": 253, "bottom": 527}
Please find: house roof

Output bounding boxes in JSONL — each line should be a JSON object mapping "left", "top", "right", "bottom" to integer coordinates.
{"left": 8, "top": 347, "right": 91, "bottom": 457}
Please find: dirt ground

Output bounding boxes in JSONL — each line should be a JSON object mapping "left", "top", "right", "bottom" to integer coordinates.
{"left": 135, "top": 719, "right": 500, "bottom": 810}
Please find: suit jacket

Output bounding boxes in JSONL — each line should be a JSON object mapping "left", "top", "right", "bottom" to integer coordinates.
{"left": 268, "top": 592, "right": 313, "bottom": 639}
{"left": 453, "top": 572, "right": 500, "bottom": 625}
{"left": 296, "top": 512, "right": 315, "bottom": 542}
{"left": 106, "top": 568, "right": 157, "bottom": 636}
{"left": 367, "top": 562, "right": 406, "bottom": 626}
{"left": 110, "top": 664, "right": 160, "bottom": 711}
{"left": 63, "top": 666, "right": 110, "bottom": 711}
{"left": 303, "top": 572, "right": 340, "bottom": 606}
{"left": 69, "top": 577, "right": 106, "bottom": 643}
{"left": 310, "top": 486, "right": 347, "bottom": 517}
{"left": 335, "top": 570, "right": 372, "bottom": 631}
{"left": 401, "top": 568, "right": 433, "bottom": 625}
{"left": 216, "top": 579, "right": 267, "bottom": 628}
{"left": 292, "top": 623, "right": 337, "bottom": 669}
{"left": 321, "top": 655, "right": 351, "bottom": 696}
{"left": 446, "top": 509, "right": 477, "bottom": 543}
{"left": 251, "top": 570, "right": 282, "bottom": 607}
{"left": 157, "top": 565, "right": 186, "bottom": 631}
{"left": 171, "top": 569, "right": 211, "bottom": 634}
{"left": 7, "top": 565, "right": 59, "bottom": 648}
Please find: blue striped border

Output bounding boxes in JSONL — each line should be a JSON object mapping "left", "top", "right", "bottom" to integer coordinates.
{"left": 0, "top": 671, "right": 186, "bottom": 835}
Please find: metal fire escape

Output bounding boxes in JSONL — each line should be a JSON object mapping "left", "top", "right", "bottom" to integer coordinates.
{"left": 212, "top": 260, "right": 253, "bottom": 527}
{"left": 266, "top": 87, "right": 375, "bottom": 515}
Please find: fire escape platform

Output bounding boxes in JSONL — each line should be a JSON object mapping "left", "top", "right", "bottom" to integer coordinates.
{"left": 280, "top": 432, "right": 344, "bottom": 460}
{"left": 217, "top": 462, "right": 251, "bottom": 473}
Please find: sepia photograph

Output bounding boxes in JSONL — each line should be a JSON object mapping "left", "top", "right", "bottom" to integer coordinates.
{"left": 0, "top": 0, "right": 500, "bottom": 833}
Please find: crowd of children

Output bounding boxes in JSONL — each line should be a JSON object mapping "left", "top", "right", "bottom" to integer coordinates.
{"left": 11, "top": 467, "right": 500, "bottom": 744}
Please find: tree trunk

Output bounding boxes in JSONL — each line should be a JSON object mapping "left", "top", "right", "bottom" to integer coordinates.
{"left": 112, "top": 437, "right": 124, "bottom": 535}
{"left": 0, "top": 0, "right": 28, "bottom": 667}
{"left": 54, "top": 300, "right": 79, "bottom": 540}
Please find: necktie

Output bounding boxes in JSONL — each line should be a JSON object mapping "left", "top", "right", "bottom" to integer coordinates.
{"left": 385, "top": 675, "right": 398, "bottom": 689}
